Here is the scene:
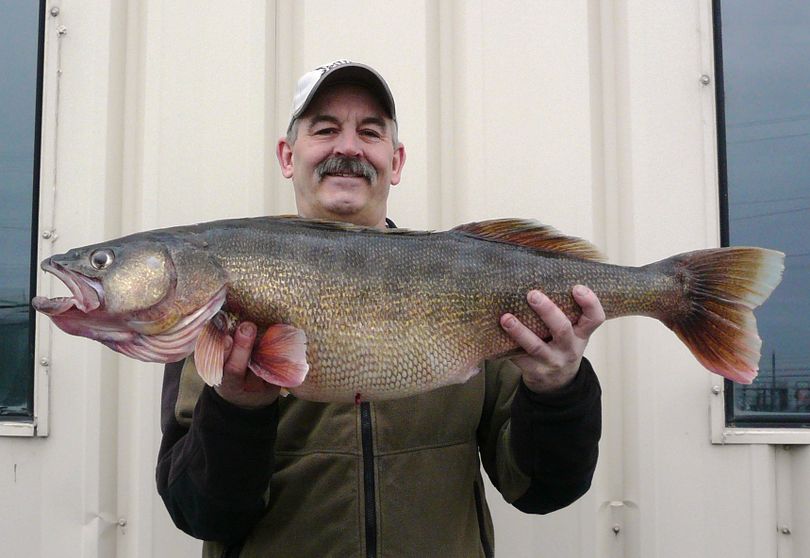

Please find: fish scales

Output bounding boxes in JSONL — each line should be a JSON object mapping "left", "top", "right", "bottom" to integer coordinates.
{"left": 199, "top": 220, "right": 679, "bottom": 401}
{"left": 31, "top": 216, "right": 785, "bottom": 401}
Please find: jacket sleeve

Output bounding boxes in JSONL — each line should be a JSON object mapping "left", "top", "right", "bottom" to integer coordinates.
{"left": 477, "top": 357, "right": 602, "bottom": 514}
{"left": 156, "top": 358, "right": 280, "bottom": 543}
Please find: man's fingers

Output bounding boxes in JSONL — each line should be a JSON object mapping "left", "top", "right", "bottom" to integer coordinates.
{"left": 571, "top": 285, "right": 606, "bottom": 338}
{"left": 223, "top": 335, "right": 233, "bottom": 360}
{"left": 527, "top": 290, "right": 575, "bottom": 345}
{"left": 502, "top": 289, "right": 598, "bottom": 391}
{"left": 500, "top": 312, "right": 552, "bottom": 361}
{"left": 214, "top": 321, "right": 281, "bottom": 407}
{"left": 223, "top": 321, "right": 257, "bottom": 380}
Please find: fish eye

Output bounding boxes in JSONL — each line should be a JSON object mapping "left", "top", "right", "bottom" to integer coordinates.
{"left": 90, "top": 249, "right": 114, "bottom": 270}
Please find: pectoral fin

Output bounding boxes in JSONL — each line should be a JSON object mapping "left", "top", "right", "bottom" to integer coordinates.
{"left": 194, "top": 316, "right": 230, "bottom": 386}
{"left": 248, "top": 324, "right": 309, "bottom": 388}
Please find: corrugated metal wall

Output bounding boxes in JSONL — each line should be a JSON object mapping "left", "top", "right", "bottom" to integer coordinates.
{"left": 1, "top": 1, "right": 807, "bottom": 557}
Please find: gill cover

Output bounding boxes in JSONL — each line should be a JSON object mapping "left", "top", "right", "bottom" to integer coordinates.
{"left": 166, "top": 235, "right": 231, "bottom": 316}
{"left": 102, "top": 242, "right": 173, "bottom": 315}
{"left": 120, "top": 234, "right": 231, "bottom": 335}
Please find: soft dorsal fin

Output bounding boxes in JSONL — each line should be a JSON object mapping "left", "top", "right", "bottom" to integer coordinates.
{"left": 451, "top": 219, "right": 604, "bottom": 261}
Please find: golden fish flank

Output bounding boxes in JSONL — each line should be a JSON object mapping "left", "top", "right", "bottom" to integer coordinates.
{"left": 32, "top": 216, "right": 785, "bottom": 403}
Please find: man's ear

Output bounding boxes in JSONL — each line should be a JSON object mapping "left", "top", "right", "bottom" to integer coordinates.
{"left": 276, "top": 137, "right": 294, "bottom": 178}
{"left": 389, "top": 143, "right": 406, "bottom": 186}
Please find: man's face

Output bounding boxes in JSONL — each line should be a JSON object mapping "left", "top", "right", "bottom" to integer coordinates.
{"left": 276, "top": 83, "right": 406, "bottom": 228}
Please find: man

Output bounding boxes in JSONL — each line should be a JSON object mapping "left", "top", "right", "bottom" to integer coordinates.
{"left": 157, "top": 60, "right": 604, "bottom": 557}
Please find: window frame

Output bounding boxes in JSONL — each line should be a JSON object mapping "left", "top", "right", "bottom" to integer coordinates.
{"left": 1, "top": 0, "right": 51, "bottom": 438}
{"left": 709, "top": 0, "right": 810, "bottom": 444}
{"left": 711, "top": 383, "right": 810, "bottom": 444}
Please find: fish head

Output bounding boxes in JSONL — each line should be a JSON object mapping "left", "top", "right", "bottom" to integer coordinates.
{"left": 32, "top": 233, "right": 229, "bottom": 363}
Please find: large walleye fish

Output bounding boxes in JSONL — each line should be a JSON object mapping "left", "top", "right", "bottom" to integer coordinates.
{"left": 32, "top": 216, "right": 783, "bottom": 402}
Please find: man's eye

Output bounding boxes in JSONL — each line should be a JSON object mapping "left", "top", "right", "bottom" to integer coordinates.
{"left": 314, "top": 128, "right": 337, "bottom": 135}
{"left": 360, "top": 129, "right": 382, "bottom": 139}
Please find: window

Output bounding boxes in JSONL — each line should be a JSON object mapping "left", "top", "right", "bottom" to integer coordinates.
{"left": 0, "top": 1, "right": 44, "bottom": 424}
{"left": 716, "top": 0, "right": 810, "bottom": 429}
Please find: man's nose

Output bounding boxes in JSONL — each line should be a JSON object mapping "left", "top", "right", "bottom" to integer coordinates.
{"left": 333, "top": 131, "right": 363, "bottom": 158}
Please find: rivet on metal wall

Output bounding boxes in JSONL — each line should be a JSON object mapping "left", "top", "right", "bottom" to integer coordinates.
{"left": 56, "top": 25, "right": 67, "bottom": 37}
{"left": 612, "top": 525, "right": 621, "bottom": 536}
{"left": 700, "top": 74, "right": 712, "bottom": 85}
{"left": 49, "top": 6, "right": 59, "bottom": 17}
{"left": 39, "top": 358, "right": 50, "bottom": 367}
{"left": 711, "top": 385, "right": 721, "bottom": 395}
{"left": 118, "top": 517, "right": 128, "bottom": 535}
{"left": 780, "top": 526, "right": 792, "bottom": 535}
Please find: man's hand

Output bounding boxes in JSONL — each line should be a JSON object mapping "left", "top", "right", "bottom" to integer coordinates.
{"left": 500, "top": 285, "right": 605, "bottom": 393}
{"left": 214, "top": 322, "right": 281, "bottom": 409}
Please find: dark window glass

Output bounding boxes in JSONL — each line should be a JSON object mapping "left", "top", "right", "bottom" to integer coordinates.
{"left": 716, "top": 0, "right": 810, "bottom": 426}
{"left": 0, "top": 0, "right": 44, "bottom": 420}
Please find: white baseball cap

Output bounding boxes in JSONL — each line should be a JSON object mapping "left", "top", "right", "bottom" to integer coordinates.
{"left": 288, "top": 60, "right": 397, "bottom": 133}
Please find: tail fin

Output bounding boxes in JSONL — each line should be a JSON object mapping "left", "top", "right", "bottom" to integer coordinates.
{"left": 659, "top": 247, "right": 784, "bottom": 384}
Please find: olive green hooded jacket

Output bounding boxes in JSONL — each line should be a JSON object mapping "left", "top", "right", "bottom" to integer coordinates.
{"left": 157, "top": 357, "right": 601, "bottom": 557}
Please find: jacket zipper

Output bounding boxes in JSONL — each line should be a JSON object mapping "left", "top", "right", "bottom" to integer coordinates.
{"left": 360, "top": 401, "right": 377, "bottom": 558}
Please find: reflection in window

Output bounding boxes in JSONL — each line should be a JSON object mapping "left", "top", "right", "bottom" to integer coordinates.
{"left": 0, "top": 0, "right": 44, "bottom": 420}
{"left": 717, "top": 0, "right": 810, "bottom": 426}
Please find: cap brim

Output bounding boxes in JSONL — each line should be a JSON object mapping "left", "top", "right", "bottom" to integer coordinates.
{"left": 291, "top": 63, "right": 396, "bottom": 123}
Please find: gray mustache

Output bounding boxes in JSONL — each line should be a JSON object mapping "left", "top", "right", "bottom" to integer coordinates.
{"left": 316, "top": 156, "right": 377, "bottom": 183}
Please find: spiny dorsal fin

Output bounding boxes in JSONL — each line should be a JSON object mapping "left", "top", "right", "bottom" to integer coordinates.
{"left": 274, "top": 215, "right": 431, "bottom": 236}
{"left": 452, "top": 219, "right": 605, "bottom": 261}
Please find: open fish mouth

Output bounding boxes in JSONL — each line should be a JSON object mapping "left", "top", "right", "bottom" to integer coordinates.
{"left": 31, "top": 259, "right": 103, "bottom": 315}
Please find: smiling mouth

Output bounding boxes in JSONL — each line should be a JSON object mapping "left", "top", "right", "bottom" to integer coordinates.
{"left": 31, "top": 260, "right": 103, "bottom": 315}
{"left": 316, "top": 156, "right": 377, "bottom": 184}
{"left": 324, "top": 172, "right": 368, "bottom": 180}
